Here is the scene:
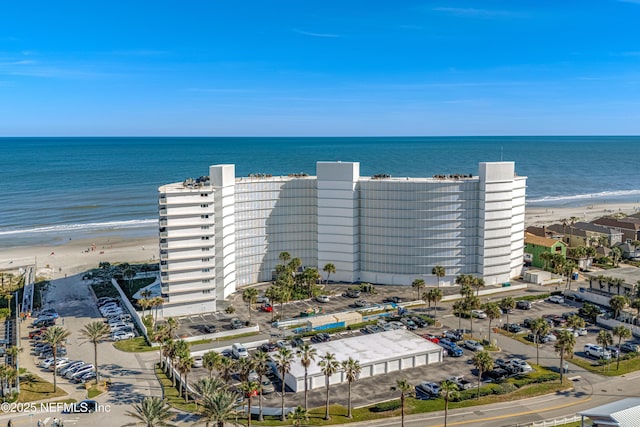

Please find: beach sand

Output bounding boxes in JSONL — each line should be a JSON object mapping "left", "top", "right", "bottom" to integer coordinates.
{"left": 1, "top": 202, "right": 639, "bottom": 279}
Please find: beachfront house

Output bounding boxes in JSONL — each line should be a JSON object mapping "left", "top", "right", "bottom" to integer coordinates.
{"left": 524, "top": 232, "right": 567, "bottom": 269}
{"left": 593, "top": 216, "right": 640, "bottom": 243}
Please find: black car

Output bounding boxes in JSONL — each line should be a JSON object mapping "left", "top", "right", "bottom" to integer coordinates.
{"left": 311, "top": 333, "right": 331, "bottom": 343}
{"left": 411, "top": 316, "right": 428, "bottom": 328}
{"left": 485, "top": 368, "right": 510, "bottom": 381}
{"left": 291, "top": 337, "right": 304, "bottom": 348}
{"left": 259, "top": 342, "right": 278, "bottom": 353}
{"left": 523, "top": 318, "right": 534, "bottom": 328}
{"left": 503, "top": 323, "right": 522, "bottom": 333}
{"left": 516, "top": 301, "right": 532, "bottom": 310}
{"left": 383, "top": 296, "right": 402, "bottom": 304}
{"left": 203, "top": 324, "right": 217, "bottom": 333}
{"left": 494, "top": 358, "right": 509, "bottom": 369}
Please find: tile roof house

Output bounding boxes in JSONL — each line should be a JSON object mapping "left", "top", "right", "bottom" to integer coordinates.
{"left": 524, "top": 232, "right": 566, "bottom": 269}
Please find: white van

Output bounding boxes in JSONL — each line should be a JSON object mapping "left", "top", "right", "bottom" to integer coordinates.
{"left": 231, "top": 343, "right": 248, "bottom": 359}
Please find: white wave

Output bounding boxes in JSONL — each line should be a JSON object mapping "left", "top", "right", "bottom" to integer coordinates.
{"left": 528, "top": 189, "right": 640, "bottom": 204}
{"left": 0, "top": 219, "right": 158, "bottom": 236}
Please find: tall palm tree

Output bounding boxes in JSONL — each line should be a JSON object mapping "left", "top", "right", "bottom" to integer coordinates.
{"left": 530, "top": 317, "right": 550, "bottom": 365}
{"left": 242, "top": 288, "right": 259, "bottom": 323}
{"left": 200, "top": 389, "right": 241, "bottom": 427}
{"left": 319, "top": 352, "right": 340, "bottom": 420}
{"left": 240, "top": 380, "right": 260, "bottom": 427}
{"left": 5, "top": 346, "right": 19, "bottom": 369}
{"left": 42, "top": 326, "right": 70, "bottom": 392}
{"left": 341, "top": 357, "right": 361, "bottom": 418}
{"left": 428, "top": 288, "right": 443, "bottom": 320}
{"left": 177, "top": 353, "right": 194, "bottom": 401}
{"left": 610, "top": 295, "right": 630, "bottom": 320}
{"left": 203, "top": 351, "right": 221, "bottom": 379}
{"left": 440, "top": 379, "right": 460, "bottom": 427}
{"left": 555, "top": 330, "right": 576, "bottom": 383}
{"left": 472, "top": 351, "right": 493, "bottom": 399}
{"left": 279, "top": 251, "right": 291, "bottom": 264}
{"left": 464, "top": 295, "right": 480, "bottom": 335}
{"left": 411, "top": 278, "right": 426, "bottom": 301}
{"left": 483, "top": 302, "right": 501, "bottom": 345}
{"left": 217, "top": 357, "right": 236, "bottom": 384}
{"left": 193, "top": 377, "right": 226, "bottom": 402}
{"left": 297, "top": 344, "right": 317, "bottom": 411}
{"left": 125, "top": 396, "right": 176, "bottom": 427}
{"left": 453, "top": 300, "right": 465, "bottom": 330}
{"left": 323, "top": 263, "right": 336, "bottom": 284}
{"left": 499, "top": 297, "right": 516, "bottom": 326}
{"left": 79, "top": 321, "right": 110, "bottom": 382}
{"left": 613, "top": 325, "right": 632, "bottom": 370}
{"left": 394, "top": 378, "right": 413, "bottom": 427}
{"left": 288, "top": 405, "right": 308, "bottom": 427}
{"left": 472, "top": 277, "right": 485, "bottom": 296}
{"left": 596, "top": 330, "right": 614, "bottom": 372}
{"left": 274, "top": 347, "right": 294, "bottom": 421}
{"left": 252, "top": 350, "right": 271, "bottom": 421}
{"left": 432, "top": 265, "right": 445, "bottom": 289}
{"left": 566, "top": 315, "right": 585, "bottom": 331}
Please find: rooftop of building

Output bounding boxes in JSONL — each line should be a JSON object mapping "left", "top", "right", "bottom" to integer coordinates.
{"left": 524, "top": 232, "right": 565, "bottom": 248}
{"left": 285, "top": 329, "right": 442, "bottom": 378}
{"left": 584, "top": 267, "right": 640, "bottom": 284}
{"left": 578, "top": 397, "right": 640, "bottom": 426}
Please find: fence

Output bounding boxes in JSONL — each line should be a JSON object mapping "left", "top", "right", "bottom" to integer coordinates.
{"left": 530, "top": 415, "right": 583, "bottom": 427}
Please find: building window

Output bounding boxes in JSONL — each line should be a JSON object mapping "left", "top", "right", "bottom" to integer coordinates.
{"left": 201, "top": 193, "right": 209, "bottom": 197}
{"left": 202, "top": 258, "right": 210, "bottom": 262}
{"left": 201, "top": 214, "right": 209, "bottom": 219}
{"left": 202, "top": 279, "right": 210, "bottom": 283}
{"left": 202, "top": 268, "right": 210, "bottom": 272}
{"left": 200, "top": 204, "right": 209, "bottom": 208}
{"left": 201, "top": 236, "right": 210, "bottom": 240}
{"left": 201, "top": 225, "right": 210, "bottom": 230}
{"left": 202, "top": 289, "right": 211, "bottom": 294}
{"left": 201, "top": 248, "right": 210, "bottom": 252}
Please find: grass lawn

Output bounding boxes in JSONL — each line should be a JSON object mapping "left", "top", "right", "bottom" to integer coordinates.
{"left": 569, "top": 355, "right": 640, "bottom": 376}
{"left": 113, "top": 336, "right": 157, "bottom": 352}
{"left": 155, "top": 364, "right": 198, "bottom": 413}
{"left": 18, "top": 374, "right": 69, "bottom": 402}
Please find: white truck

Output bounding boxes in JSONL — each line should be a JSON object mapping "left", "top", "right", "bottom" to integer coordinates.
{"left": 446, "top": 375, "right": 473, "bottom": 390}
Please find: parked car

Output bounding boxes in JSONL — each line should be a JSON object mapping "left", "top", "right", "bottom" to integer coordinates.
{"left": 620, "top": 342, "right": 640, "bottom": 353}
{"left": 260, "top": 376, "right": 275, "bottom": 394}
{"left": 231, "top": 343, "right": 249, "bottom": 359}
{"left": 547, "top": 295, "right": 565, "bottom": 304}
{"left": 60, "top": 361, "right": 85, "bottom": 376}
{"left": 463, "top": 340, "right": 484, "bottom": 351}
{"left": 523, "top": 318, "right": 534, "bottom": 328}
{"left": 606, "top": 345, "right": 621, "bottom": 358}
{"left": 350, "top": 300, "right": 370, "bottom": 308}
{"left": 411, "top": 316, "right": 428, "bottom": 328}
{"left": 584, "top": 344, "right": 611, "bottom": 359}
{"left": 43, "top": 357, "right": 68, "bottom": 370}
{"left": 503, "top": 323, "right": 522, "bottom": 333}
{"left": 471, "top": 310, "right": 487, "bottom": 319}
{"left": 422, "top": 334, "right": 440, "bottom": 344}
{"left": 342, "top": 289, "right": 361, "bottom": 298}
{"left": 400, "top": 317, "right": 417, "bottom": 330}
{"left": 526, "top": 333, "right": 551, "bottom": 344}
{"left": 442, "top": 330, "right": 463, "bottom": 342}
{"left": 192, "top": 356, "right": 204, "bottom": 368}
{"left": 316, "top": 295, "right": 330, "bottom": 303}
{"left": 438, "top": 339, "right": 463, "bottom": 357}
{"left": 383, "top": 296, "right": 402, "bottom": 304}
{"left": 485, "top": 368, "right": 510, "bottom": 381}
{"left": 255, "top": 296, "right": 270, "bottom": 304}
{"left": 291, "top": 337, "right": 305, "bottom": 348}
{"left": 230, "top": 318, "right": 245, "bottom": 329}
{"left": 80, "top": 371, "right": 97, "bottom": 384}
{"left": 311, "top": 333, "right": 331, "bottom": 343}
{"left": 510, "top": 359, "right": 533, "bottom": 373}
{"left": 259, "top": 342, "right": 279, "bottom": 353}
{"left": 516, "top": 300, "right": 532, "bottom": 310}
{"left": 260, "top": 304, "right": 273, "bottom": 312}
{"left": 446, "top": 375, "right": 473, "bottom": 390}
{"left": 416, "top": 381, "right": 440, "bottom": 397}
{"left": 494, "top": 358, "right": 509, "bottom": 369}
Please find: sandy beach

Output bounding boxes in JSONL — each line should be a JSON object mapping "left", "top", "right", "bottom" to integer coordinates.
{"left": 1, "top": 202, "right": 639, "bottom": 279}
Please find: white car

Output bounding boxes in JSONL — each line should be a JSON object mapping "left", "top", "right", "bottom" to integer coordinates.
{"left": 40, "top": 357, "right": 62, "bottom": 369}
{"left": 510, "top": 359, "right": 533, "bottom": 373}
{"left": 576, "top": 327, "right": 588, "bottom": 336}
{"left": 471, "top": 310, "right": 487, "bottom": 319}
{"left": 316, "top": 295, "right": 330, "bottom": 303}
{"left": 584, "top": 344, "right": 611, "bottom": 359}
{"left": 547, "top": 295, "right": 565, "bottom": 304}
{"left": 192, "top": 355, "right": 203, "bottom": 368}
{"left": 112, "top": 331, "right": 135, "bottom": 341}
{"left": 463, "top": 340, "right": 484, "bottom": 351}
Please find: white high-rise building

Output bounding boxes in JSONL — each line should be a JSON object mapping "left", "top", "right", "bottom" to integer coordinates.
{"left": 158, "top": 161, "right": 525, "bottom": 316}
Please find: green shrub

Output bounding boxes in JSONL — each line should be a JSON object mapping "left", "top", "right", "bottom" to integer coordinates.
{"left": 497, "top": 382, "right": 517, "bottom": 394}
{"left": 515, "top": 293, "right": 550, "bottom": 302}
{"left": 455, "top": 384, "right": 499, "bottom": 401}
{"left": 370, "top": 400, "right": 401, "bottom": 412}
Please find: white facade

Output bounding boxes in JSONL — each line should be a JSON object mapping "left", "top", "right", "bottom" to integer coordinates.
{"left": 277, "top": 329, "right": 443, "bottom": 392}
{"left": 158, "top": 161, "right": 526, "bottom": 315}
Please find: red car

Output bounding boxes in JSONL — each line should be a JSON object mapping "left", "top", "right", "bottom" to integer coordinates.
{"left": 261, "top": 304, "right": 273, "bottom": 312}
{"left": 29, "top": 328, "right": 47, "bottom": 339}
{"left": 422, "top": 334, "right": 439, "bottom": 344}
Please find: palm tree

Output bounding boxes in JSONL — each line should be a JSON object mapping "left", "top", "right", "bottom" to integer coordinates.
{"left": 323, "top": 263, "right": 336, "bottom": 284}
{"left": 453, "top": 300, "right": 465, "bottom": 330}
{"left": 566, "top": 315, "right": 585, "bottom": 331}
{"left": 177, "top": 353, "right": 194, "bottom": 401}
{"left": 472, "top": 351, "right": 493, "bottom": 399}
{"left": 464, "top": 295, "right": 480, "bottom": 335}
{"left": 440, "top": 379, "right": 460, "bottom": 427}
{"left": 79, "top": 321, "right": 111, "bottom": 382}
{"left": 539, "top": 251, "right": 553, "bottom": 271}
{"left": 217, "top": 357, "right": 236, "bottom": 384}
{"left": 200, "top": 389, "right": 241, "bottom": 427}
{"left": 499, "top": 297, "right": 516, "bottom": 326}
{"left": 193, "top": 377, "right": 226, "bottom": 402}
{"left": 394, "top": 378, "right": 413, "bottom": 427}
{"left": 610, "top": 295, "right": 630, "bottom": 320}
{"left": 613, "top": 325, "right": 632, "bottom": 370}
{"left": 530, "top": 317, "right": 550, "bottom": 365}
{"left": 432, "top": 265, "right": 446, "bottom": 289}
{"left": 279, "top": 251, "right": 291, "bottom": 264}
{"left": 125, "top": 396, "right": 176, "bottom": 427}
{"left": 5, "top": 346, "right": 19, "bottom": 369}
{"left": 319, "top": 352, "right": 340, "bottom": 420}
{"left": 596, "top": 330, "right": 614, "bottom": 372}
{"left": 42, "top": 326, "right": 70, "bottom": 392}
{"left": 274, "top": 347, "right": 294, "bottom": 421}
{"left": 411, "top": 278, "right": 426, "bottom": 301}
{"left": 472, "top": 277, "right": 485, "bottom": 296}
{"left": 483, "top": 302, "right": 501, "bottom": 345}
{"left": 288, "top": 405, "right": 308, "bottom": 427}
{"left": 611, "top": 246, "right": 622, "bottom": 267}
{"left": 555, "top": 330, "right": 576, "bottom": 383}
{"left": 240, "top": 381, "right": 260, "bottom": 427}
{"left": 242, "top": 288, "right": 259, "bottom": 323}
{"left": 341, "top": 357, "right": 361, "bottom": 418}
{"left": 253, "top": 350, "right": 271, "bottom": 421}
{"left": 297, "top": 344, "right": 317, "bottom": 410}
{"left": 203, "top": 351, "right": 221, "bottom": 379}
{"left": 428, "top": 288, "right": 443, "bottom": 320}
{"left": 165, "top": 317, "right": 180, "bottom": 340}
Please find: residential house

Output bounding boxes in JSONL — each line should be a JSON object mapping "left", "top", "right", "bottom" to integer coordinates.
{"left": 524, "top": 232, "right": 567, "bottom": 269}
{"left": 593, "top": 216, "right": 640, "bottom": 243}
{"left": 547, "top": 224, "right": 589, "bottom": 247}
{"left": 574, "top": 221, "right": 623, "bottom": 247}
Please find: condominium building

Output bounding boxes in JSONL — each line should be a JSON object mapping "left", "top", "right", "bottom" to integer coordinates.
{"left": 158, "top": 161, "right": 526, "bottom": 316}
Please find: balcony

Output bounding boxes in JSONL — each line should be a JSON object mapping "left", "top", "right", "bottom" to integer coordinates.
{"left": 160, "top": 231, "right": 168, "bottom": 238}
{"left": 159, "top": 209, "right": 167, "bottom": 216}
{"left": 159, "top": 219, "right": 168, "bottom": 227}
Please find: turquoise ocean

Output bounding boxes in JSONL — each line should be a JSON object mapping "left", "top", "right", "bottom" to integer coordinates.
{"left": 1, "top": 136, "right": 639, "bottom": 248}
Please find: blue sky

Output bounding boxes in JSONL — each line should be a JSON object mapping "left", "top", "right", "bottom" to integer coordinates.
{"left": 1, "top": 1, "right": 640, "bottom": 136}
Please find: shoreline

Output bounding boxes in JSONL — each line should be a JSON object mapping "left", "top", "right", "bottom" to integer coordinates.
{"left": 1, "top": 201, "right": 639, "bottom": 279}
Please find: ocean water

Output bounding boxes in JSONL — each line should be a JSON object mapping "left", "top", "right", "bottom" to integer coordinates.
{"left": 1, "top": 136, "right": 639, "bottom": 248}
